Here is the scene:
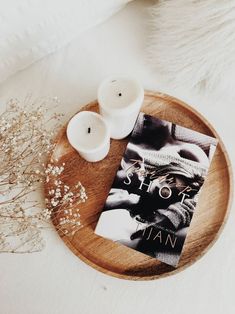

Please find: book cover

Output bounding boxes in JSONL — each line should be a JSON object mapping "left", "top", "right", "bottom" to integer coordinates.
{"left": 95, "top": 112, "right": 218, "bottom": 267}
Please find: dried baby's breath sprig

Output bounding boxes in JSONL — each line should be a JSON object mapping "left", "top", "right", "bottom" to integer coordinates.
{"left": 0, "top": 97, "right": 87, "bottom": 253}
{"left": 45, "top": 163, "right": 87, "bottom": 237}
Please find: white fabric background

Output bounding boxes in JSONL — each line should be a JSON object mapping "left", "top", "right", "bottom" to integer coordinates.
{"left": 0, "top": 1, "right": 234, "bottom": 314}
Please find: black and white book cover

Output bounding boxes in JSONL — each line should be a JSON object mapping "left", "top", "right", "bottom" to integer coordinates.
{"left": 95, "top": 113, "right": 218, "bottom": 267}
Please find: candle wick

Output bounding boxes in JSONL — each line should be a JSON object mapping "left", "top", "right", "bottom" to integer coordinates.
{"left": 88, "top": 127, "right": 91, "bottom": 134}
{"left": 118, "top": 93, "right": 122, "bottom": 97}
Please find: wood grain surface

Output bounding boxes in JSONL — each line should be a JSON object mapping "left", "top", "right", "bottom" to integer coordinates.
{"left": 44, "top": 91, "right": 233, "bottom": 280}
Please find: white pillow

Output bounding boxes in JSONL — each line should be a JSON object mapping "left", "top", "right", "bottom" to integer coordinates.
{"left": 0, "top": 0, "right": 131, "bottom": 84}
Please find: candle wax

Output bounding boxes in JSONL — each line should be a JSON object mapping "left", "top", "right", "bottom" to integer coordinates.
{"left": 98, "top": 76, "right": 144, "bottom": 139}
{"left": 100, "top": 78, "right": 141, "bottom": 110}
{"left": 73, "top": 115, "right": 107, "bottom": 150}
{"left": 67, "top": 111, "right": 110, "bottom": 162}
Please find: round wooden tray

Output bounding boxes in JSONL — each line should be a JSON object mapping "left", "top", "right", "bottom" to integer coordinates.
{"left": 45, "top": 91, "right": 233, "bottom": 280}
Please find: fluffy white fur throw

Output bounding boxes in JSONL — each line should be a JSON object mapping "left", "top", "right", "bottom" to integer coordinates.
{"left": 148, "top": 0, "right": 235, "bottom": 98}
{"left": 0, "top": 0, "right": 131, "bottom": 84}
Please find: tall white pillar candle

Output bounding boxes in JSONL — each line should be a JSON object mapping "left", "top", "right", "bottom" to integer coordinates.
{"left": 98, "top": 76, "right": 144, "bottom": 139}
{"left": 66, "top": 111, "right": 110, "bottom": 162}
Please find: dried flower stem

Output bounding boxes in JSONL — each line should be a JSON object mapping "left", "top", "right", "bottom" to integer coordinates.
{"left": 0, "top": 97, "right": 87, "bottom": 253}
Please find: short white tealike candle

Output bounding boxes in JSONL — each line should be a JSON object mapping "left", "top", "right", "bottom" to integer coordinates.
{"left": 98, "top": 76, "right": 144, "bottom": 139}
{"left": 67, "top": 111, "right": 110, "bottom": 162}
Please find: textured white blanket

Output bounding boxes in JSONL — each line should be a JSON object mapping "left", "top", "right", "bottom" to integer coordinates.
{"left": 0, "top": 0, "right": 131, "bottom": 84}
{"left": 148, "top": 0, "right": 235, "bottom": 99}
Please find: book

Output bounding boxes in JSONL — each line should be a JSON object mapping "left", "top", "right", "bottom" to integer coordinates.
{"left": 95, "top": 112, "right": 218, "bottom": 267}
